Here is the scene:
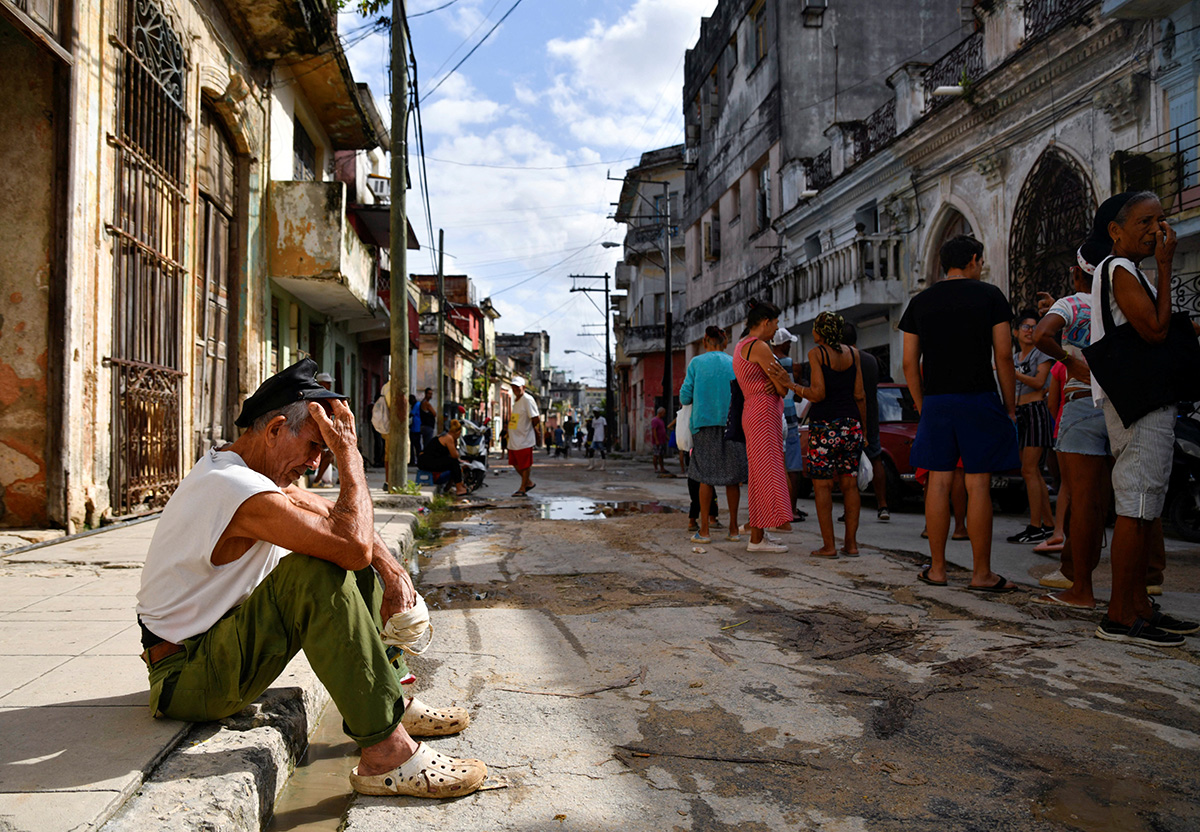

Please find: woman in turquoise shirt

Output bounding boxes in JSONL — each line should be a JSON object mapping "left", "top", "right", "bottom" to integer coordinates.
{"left": 681, "top": 325, "right": 748, "bottom": 543}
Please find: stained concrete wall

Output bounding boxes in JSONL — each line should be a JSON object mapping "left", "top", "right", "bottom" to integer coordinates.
{"left": 0, "top": 17, "right": 55, "bottom": 527}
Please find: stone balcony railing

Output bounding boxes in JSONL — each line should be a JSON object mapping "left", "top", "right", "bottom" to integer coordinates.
{"left": 777, "top": 234, "right": 904, "bottom": 310}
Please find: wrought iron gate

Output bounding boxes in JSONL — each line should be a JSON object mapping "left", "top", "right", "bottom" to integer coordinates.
{"left": 1008, "top": 148, "right": 1095, "bottom": 314}
{"left": 106, "top": 0, "right": 187, "bottom": 514}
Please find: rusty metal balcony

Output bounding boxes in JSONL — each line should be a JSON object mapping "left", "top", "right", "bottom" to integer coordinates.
{"left": 267, "top": 180, "right": 377, "bottom": 320}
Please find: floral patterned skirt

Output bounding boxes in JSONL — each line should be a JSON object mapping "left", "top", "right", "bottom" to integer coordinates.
{"left": 805, "top": 417, "right": 864, "bottom": 480}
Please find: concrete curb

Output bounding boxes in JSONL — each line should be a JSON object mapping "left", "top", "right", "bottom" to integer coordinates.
{"left": 99, "top": 508, "right": 419, "bottom": 832}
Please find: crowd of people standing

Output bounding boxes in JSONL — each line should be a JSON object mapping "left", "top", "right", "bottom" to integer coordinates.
{"left": 673, "top": 188, "right": 1198, "bottom": 649}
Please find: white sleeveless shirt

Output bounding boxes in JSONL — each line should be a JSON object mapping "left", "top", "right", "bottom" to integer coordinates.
{"left": 136, "top": 448, "right": 287, "bottom": 643}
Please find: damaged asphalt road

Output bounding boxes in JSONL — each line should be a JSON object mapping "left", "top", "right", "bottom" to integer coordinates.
{"left": 342, "top": 459, "right": 1200, "bottom": 832}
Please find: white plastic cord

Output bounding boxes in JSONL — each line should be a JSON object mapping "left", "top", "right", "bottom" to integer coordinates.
{"left": 382, "top": 594, "right": 434, "bottom": 655}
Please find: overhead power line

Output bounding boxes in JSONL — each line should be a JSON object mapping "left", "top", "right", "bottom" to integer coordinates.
{"left": 424, "top": 0, "right": 526, "bottom": 100}
{"left": 410, "top": 0, "right": 463, "bottom": 18}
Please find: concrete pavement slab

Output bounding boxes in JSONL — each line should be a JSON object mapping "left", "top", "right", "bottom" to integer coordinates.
{"left": 0, "top": 656, "right": 69, "bottom": 698}
{"left": 0, "top": 620, "right": 129, "bottom": 655}
{"left": 0, "top": 790, "right": 125, "bottom": 832}
{"left": 19, "top": 592, "right": 138, "bottom": 620}
{"left": 0, "top": 655, "right": 150, "bottom": 707}
{"left": 0, "top": 703, "right": 186, "bottom": 793}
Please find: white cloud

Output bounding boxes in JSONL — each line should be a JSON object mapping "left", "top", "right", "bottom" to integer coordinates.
{"left": 342, "top": 1, "right": 718, "bottom": 381}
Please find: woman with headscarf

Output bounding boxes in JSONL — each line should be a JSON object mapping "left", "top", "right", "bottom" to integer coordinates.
{"left": 734, "top": 300, "right": 802, "bottom": 552}
{"left": 680, "top": 325, "right": 744, "bottom": 543}
{"left": 1085, "top": 191, "right": 1197, "bottom": 646}
{"left": 801, "top": 311, "right": 867, "bottom": 557}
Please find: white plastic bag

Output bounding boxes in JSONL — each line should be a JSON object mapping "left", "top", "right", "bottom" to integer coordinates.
{"left": 856, "top": 450, "right": 872, "bottom": 492}
{"left": 676, "top": 404, "right": 693, "bottom": 452}
{"left": 371, "top": 395, "right": 390, "bottom": 434}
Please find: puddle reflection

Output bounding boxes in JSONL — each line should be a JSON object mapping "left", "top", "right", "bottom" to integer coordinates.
{"left": 536, "top": 499, "right": 681, "bottom": 521}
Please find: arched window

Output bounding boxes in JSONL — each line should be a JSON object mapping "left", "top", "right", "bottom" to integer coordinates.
{"left": 1008, "top": 148, "right": 1095, "bottom": 314}
{"left": 928, "top": 209, "right": 973, "bottom": 284}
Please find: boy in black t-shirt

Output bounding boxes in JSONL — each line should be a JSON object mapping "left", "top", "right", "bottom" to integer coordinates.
{"left": 900, "top": 235, "right": 1020, "bottom": 592}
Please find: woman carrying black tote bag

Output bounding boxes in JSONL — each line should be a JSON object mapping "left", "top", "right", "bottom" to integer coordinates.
{"left": 1080, "top": 191, "right": 1200, "bottom": 648}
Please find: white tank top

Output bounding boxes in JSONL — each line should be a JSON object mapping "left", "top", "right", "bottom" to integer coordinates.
{"left": 136, "top": 448, "right": 287, "bottom": 643}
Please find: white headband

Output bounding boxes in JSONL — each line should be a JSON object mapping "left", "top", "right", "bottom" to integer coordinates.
{"left": 1076, "top": 247, "right": 1096, "bottom": 275}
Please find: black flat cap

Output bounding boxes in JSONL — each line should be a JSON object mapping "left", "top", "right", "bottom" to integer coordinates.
{"left": 235, "top": 357, "right": 347, "bottom": 428}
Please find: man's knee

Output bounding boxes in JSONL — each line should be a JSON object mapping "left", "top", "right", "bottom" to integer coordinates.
{"left": 272, "top": 552, "right": 354, "bottom": 593}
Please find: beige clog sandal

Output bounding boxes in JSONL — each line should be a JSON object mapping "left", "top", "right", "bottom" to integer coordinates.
{"left": 400, "top": 696, "right": 471, "bottom": 737}
{"left": 350, "top": 742, "right": 487, "bottom": 798}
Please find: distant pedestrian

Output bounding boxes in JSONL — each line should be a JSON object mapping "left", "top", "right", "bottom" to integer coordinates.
{"left": 420, "top": 388, "right": 437, "bottom": 451}
{"left": 587, "top": 410, "right": 608, "bottom": 471}
{"left": 842, "top": 323, "right": 888, "bottom": 522}
{"left": 417, "top": 420, "right": 469, "bottom": 498}
{"left": 800, "top": 311, "right": 866, "bottom": 558}
{"left": 1006, "top": 310, "right": 1055, "bottom": 544}
{"left": 650, "top": 408, "right": 668, "bottom": 474}
{"left": 409, "top": 394, "right": 423, "bottom": 464}
{"left": 680, "top": 325, "right": 745, "bottom": 543}
{"left": 770, "top": 327, "right": 808, "bottom": 523}
{"left": 900, "top": 234, "right": 1020, "bottom": 591}
{"left": 734, "top": 300, "right": 802, "bottom": 553}
{"left": 507, "top": 377, "right": 541, "bottom": 497}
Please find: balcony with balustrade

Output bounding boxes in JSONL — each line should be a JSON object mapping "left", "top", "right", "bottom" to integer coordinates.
{"left": 777, "top": 235, "right": 906, "bottom": 328}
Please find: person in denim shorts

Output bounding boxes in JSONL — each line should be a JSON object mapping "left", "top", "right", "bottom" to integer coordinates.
{"left": 900, "top": 235, "right": 1020, "bottom": 592}
{"left": 1031, "top": 239, "right": 1111, "bottom": 610}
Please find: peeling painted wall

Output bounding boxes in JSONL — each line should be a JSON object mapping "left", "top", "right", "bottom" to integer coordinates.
{"left": 0, "top": 18, "right": 55, "bottom": 527}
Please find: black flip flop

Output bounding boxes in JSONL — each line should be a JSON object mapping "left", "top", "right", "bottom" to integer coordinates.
{"left": 968, "top": 575, "right": 1019, "bottom": 593}
{"left": 917, "top": 566, "right": 947, "bottom": 587}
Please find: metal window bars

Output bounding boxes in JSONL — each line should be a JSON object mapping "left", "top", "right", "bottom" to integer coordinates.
{"left": 106, "top": 0, "right": 188, "bottom": 515}
{"left": 1113, "top": 114, "right": 1200, "bottom": 218}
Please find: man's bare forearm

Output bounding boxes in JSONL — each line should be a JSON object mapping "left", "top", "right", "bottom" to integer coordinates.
{"left": 329, "top": 444, "right": 374, "bottom": 558}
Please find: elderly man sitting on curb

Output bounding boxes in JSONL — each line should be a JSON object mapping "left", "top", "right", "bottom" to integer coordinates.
{"left": 136, "top": 358, "right": 487, "bottom": 798}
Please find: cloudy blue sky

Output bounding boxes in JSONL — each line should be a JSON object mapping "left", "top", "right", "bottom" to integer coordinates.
{"left": 340, "top": 0, "right": 717, "bottom": 383}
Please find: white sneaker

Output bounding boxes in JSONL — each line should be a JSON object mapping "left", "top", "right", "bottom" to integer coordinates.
{"left": 747, "top": 540, "right": 788, "bottom": 553}
{"left": 1038, "top": 568, "right": 1072, "bottom": 589}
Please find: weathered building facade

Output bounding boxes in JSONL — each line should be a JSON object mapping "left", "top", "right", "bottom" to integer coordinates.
{"left": 679, "top": 0, "right": 968, "bottom": 363}
{"left": 0, "top": 0, "right": 390, "bottom": 529}
{"left": 613, "top": 145, "right": 687, "bottom": 452}
{"left": 679, "top": 0, "right": 1195, "bottom": 380}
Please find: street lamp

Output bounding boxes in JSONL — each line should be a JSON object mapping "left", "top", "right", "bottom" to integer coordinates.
{"left": 564, "top": 349, "right": 605, "bottom": 364}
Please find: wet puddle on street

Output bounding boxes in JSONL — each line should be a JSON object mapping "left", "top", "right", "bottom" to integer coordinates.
{"left": 536, "top": 498, "right": 681, "bottom": 520}
{"left": 267, "top": 700, "right": 357, "bottom": 831}
{"left": 1035, "top": 773, "right": 1158, "bottom": 832}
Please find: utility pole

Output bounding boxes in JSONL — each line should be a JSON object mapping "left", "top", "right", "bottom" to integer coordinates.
{"left": 605, "top": 171, "right": 676, "bottom": 432}
{"left": 660, "top": 181, "right": 674, "bottom": 431}
{"left": 569, "top": 274, "right": 614, "bottom": 433}
{"left": 436, "top": 228, "right": 445, "bottom": 433}
{"left": 387, "top": 0, "right": 409, "bottom": 490}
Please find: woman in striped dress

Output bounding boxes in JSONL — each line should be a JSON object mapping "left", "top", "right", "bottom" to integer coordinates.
{"left": 734, "top": 299, "right": 801, "bottom": 553}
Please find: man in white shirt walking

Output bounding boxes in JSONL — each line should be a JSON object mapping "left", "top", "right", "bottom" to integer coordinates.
{"left": 587, "top": 409, "right": 608, "bottom": 471}
{"left": 507, "top": 376, "right": 542, "bottom": 496}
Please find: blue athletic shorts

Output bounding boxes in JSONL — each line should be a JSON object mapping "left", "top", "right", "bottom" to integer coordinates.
{"left": 910, "top": 392, "right": 1019, "bottom": 474}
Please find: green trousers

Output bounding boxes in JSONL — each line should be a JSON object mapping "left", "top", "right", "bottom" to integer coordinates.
{"left": 145, "top": 553, "right": 409, "bottom": 748}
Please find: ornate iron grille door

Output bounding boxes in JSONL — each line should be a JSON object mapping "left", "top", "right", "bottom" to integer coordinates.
{"left": 106, "top": 0, "right": 187, "bottom": 514}
{"left": 1008, "top": 149, "right": 1095, "bottom": 315}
